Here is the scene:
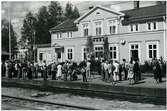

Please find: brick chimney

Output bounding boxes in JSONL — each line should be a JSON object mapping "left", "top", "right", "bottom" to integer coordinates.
{"left": 134, "top": 1, "right": 139, "bottom": 9}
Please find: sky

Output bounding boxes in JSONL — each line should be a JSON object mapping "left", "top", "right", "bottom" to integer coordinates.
{"left": 1, "top": 1, "right": 157, "bottom": 41}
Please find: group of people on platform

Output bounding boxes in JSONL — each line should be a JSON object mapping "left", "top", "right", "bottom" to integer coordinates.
{"left": 1, "top": 57, "right": 164, "bottom": 84}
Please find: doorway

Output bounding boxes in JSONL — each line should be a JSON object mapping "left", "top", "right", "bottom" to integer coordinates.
{"left": 130, "top": 43, "right": 140, "bottom": 61}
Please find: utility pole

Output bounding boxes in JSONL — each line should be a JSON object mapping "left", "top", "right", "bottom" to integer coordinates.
{"left": 33, "top": 31, "right": 36, "bottom": 62}
{"left": 8, "top": 2, "right": 11, "bottom": 60}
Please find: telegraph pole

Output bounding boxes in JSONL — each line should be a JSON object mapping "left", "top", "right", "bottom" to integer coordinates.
{"left": 8, "top": 2, "right": 11, "bottom": 60}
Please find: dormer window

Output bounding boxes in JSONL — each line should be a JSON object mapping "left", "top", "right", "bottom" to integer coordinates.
{"left": 57, "top": 33, "right": 62, "bottom": 39}
{"left": 67, "top": 32, "right": 72, "bottom": 38}
{"left": 130, "top": 24, "right": 139, "bottom": 32}
{"left": 147, "top": 22, "right": 157, "bottom": 31}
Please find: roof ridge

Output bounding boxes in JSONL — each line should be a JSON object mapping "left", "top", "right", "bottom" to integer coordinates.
{"left": 121, "top": 4, "right": 166, "bottom": 12}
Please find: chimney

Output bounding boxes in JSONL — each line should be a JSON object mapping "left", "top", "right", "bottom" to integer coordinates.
{"left": 134, "top": 1, "right": 139, "bottom": 9}
{"left": 89, "top": 6, "right": 94, "bottom": 10}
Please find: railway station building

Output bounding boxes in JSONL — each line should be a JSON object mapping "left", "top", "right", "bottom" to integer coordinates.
{"left": 37, "top": 2, "right": 166, "bottom": 65}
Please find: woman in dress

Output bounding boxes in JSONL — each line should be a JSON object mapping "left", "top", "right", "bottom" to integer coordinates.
{"left": 57, "top": 63, "right": 62, "bottom": 80}
{"left": 128, "top": 58, "right": 134, "bottom": 85}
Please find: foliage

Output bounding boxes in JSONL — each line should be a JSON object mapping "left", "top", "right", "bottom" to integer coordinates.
{"left": 86, "top": 36, "right": 94, "bottom": 59}
{"left": 21, "top": 12, "right": 36, "bottom": 61}
{"left": 1, "top": 19, "right": 18, "bottom": 58}
{"left": 65, "top": 2, "right": 80, "bottom": 19}
{"left": 72, "top": 6, "right": 80, "bottom": 18}
{"left": 20, "top": 1, "right": 80, "bottom": 60}
{"left": 35, "top": 6, "right": 50, "bottom": 44}
{"left": 103, "top": 36, "right": 109, "bottom": 60}
{"left": 48, "top": 1, "right": 65, "bottom": 29}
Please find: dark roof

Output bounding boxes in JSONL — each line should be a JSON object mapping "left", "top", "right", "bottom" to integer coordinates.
{"left": 121, "top": 4, "right": 166, "bottom": 25}
{"left": 50, "top": 19, "right": 78, "bottom": 33}
{"left": 36, "top": 44, "right": 51, "bottom": 48}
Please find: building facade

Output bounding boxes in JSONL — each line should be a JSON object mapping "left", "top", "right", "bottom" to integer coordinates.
{"left": 37, "top": 2, "right": 166, "bottom": 65}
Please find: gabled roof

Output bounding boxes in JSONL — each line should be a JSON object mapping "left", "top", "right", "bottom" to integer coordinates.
{"left": 121, "top": 4, "right": 166, "bottom": 25}
{"left": 50, "top": 19, "right": 78, "bottom": 33}
{"left": 74, "top": 6, "right": 125, "bottom": 23}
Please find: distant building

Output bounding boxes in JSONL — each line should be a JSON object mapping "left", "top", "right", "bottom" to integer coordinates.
{"left": 37, "top": 2, "right": 166, "bottom": 65}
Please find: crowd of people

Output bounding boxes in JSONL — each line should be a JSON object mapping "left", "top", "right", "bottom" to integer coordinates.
{"left": 1, "top": 57, "right": 164, "bottom": 85}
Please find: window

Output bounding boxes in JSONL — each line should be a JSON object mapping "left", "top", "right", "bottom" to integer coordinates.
{"left": 147, "top": 22, "right": 157, "bottom": 30}
{"left": 110, "top": 26, "right": 116, "bottom": 34}
{"left": 83, "top": 23, "right": 89, "bottom": 36}
{"left": 148, "top": 23, "right": 151, "bottom": 30}
{"left": 67, "top": 48, "right": 73, "bottom": 60}
{"left": 147, "top": 42, "right": 159, "bottom": 59}
{"left": 130, "top": 25, "right": 133, "bottom": 32}
{"left": 153, "top": 22, "right": 157, "bottom": 30}
{"left": 39, "top": 53, "right": 43, "bottom": 61}
{"left": 109, "top": 46, "right": 117, "bottom": 60}
{"left": 109, "top": 20, "right": 117, "bottom": 34}
{"left": 95, "top": 21, "right": 102, "bottom": 36}
{"left": 94, "top": 46, "right": 103, "bottom": 58}
{"left": 57, "top": 33, "right": 62, "bottom": 39}
{"left": 67, "top": 32, "right": 72, "bottom": 38}
{"left": 130, "top": 24, "right": 139, "bottom": 32}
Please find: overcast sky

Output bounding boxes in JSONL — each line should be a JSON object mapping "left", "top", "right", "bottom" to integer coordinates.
{"left": 1, "top": 1, "right": 157, "bottom": 40}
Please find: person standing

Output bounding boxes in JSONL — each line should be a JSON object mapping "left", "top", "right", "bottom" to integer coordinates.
{"left": 51, "top": 62, "right": 57, "bottom": 80}
{"left": 22, "top": 61, "right": 27, "bottom": 80}
{"left": 101, "top": 60, "right": 105, "bottom": 81}
{"left": 113, "top": 61, "right": 119, "bottom": 82}
{"left": 108, "top": 60, "right": 115, "bottom": 84}
{"left": 122, "top": 59, "right": 128, "bottom": 80}
{"left": 81, "top": 64, "right": 87, "bottom": 82}
{"left": 62, "top": 60, "right": 68, "bottom": 81}
{"left": 2, "top": 61, "right": 6, "bottom": 77}
{"left": 34, "top": 62, "right": 38, "bottom": 79}
{"left": 86, "top": 60, "right": 91, "bottom": 79}
{"left": 133, "top": 59, "right": 140, "bottom": 84}
{"left": 152, "top": 58, "right": 161, "bottom": 83}
{"left": 128, "top": 58, "right": 134, "bottom": 84}
{"left": 57, "top": 63, "right": 62, "bottom": 80}
{"left": 118, "top": 62, "right": 123, "bottom": 81}
{"left": 104, "top": 60, "right": 109, "bottom": 82}
{"left": 159, "top": 59, "right": 163, "bottom": 83}
{"left": 42, "top": 60, "right": 47, "bottom": 81}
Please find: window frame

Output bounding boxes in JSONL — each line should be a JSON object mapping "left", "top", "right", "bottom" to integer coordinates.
{"left": 94, "top": 45, "right": 104, "bottom": 59}
{"left": 129, "top": 42, "right": 141, "bottom": 61}
{"left": 82, "top": 23, "right": 89, "bottom": 37}
{"left": 109, "top": 20, "right": 118, "bottom": 34}
{"left": 147, "top": 22, "right": 158, "bottom": 31}
{"left": 129, "top": 24, "right": 139, "bottom": 32}
{"left": 66, "top": 47, "right": 74, "bottom": 60}
{"left": 109, "top": 44, "right": 119, "bottom": 60}
{"left": 146, "top": 41, "right": 159, "bottom": 60}
{"left": 94, "top": 21, "right": 103, "bottom": 36}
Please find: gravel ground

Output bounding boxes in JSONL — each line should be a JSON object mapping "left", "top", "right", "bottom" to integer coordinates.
{"left": 2, "top": 87, "right": 166, "bottom": 110}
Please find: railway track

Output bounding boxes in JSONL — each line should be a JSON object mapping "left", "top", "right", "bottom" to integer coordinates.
{"left": 2, "top": 95, "right": 97, "bottom": 110}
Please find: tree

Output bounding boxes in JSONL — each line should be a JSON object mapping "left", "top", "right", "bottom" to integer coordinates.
{"left": 1, "top": 19, "right": 17, "bottom": 59}
{"left": 65, "top": 2, "right": 80, "bottom": 19}
{"left": 35, "top": 6, "right": 50, "bottom": 44}
{"left": 72, "top": 6, "right": 80, "bottom": 18}
{"left": 86, "top": 36, "right": 94, "bottom": 60}
{"left": 21, "top": 12, "right": 36, "bottom": 61}
{"left": 48, "top": 1, "right": 64, "bottom": 28}
{"left": 65, "top": 2, "right": 73, "bottom": 19}
{"left": 103, "top": 36, "right": 109, "bottom": 60}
